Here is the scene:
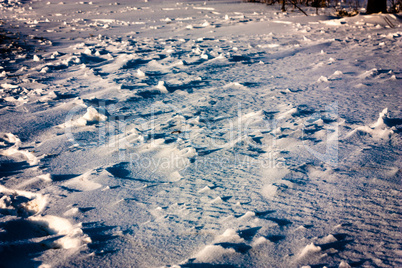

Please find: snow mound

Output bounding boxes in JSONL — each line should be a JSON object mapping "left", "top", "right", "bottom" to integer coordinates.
{"left": 29, "top": 215, "right": 91, "bottom": 249}
{"left": 298, "top": 243, "right": 322, "bottom": 259}
{"left": 346, "top": 108, "right": 397, "bottom": 141}
{"left": 0, "top": 185, "right": 47, "bottom": 216}
{"left": 62, "top": 171, "right": 102, "bottom": 191}
{"left": 0, "top": 132, "right": 21, "bottom": 147}
{"left": 0, "top": 133, "right": 38, "bottom": 165}
{"left": 83, "top": 106, "right": 108, "bottom": 123}
{"left": 193, "top": 245, "right": 237, "bottom": 263}
{"left": 61, "top": 106, "right": 108, "bottom": 127}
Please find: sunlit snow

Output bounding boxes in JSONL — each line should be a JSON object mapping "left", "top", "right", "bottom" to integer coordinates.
{"left": 0, "top": 0, "right": 401, "bottom": 267}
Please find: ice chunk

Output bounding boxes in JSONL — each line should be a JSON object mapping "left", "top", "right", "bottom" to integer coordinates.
{"left": 83, "top": 106, "right": 108, "bottom": 123}
{"left": 194, "top": 245, "right": 236, "bottom": 263}
{"left": 1, "top": 83, "right": 19, "bottom": 89}
{"left": 61, "top": 106, "right": 108, "bottom": 128}
{"left": 317, "top": 76, "right": 328, "bottom": 82}
{"left": 215, "top": 229, "right": 244, "bottom": 243}
{"left": 0, "top": 147, "right": 39, "bottom": 165}
{"left": 29, "top": 215, "right": 91, "bottom": 249}
{"left": 0, "top": 133, "right": 21, "bottom": 146}
{"left": 136, "top": 69, "right": 146, "bottom": 77}
{"left": 339, "top": 261, "right": 351, "bottom": 268}
{"left": 329, "top": 70, "right": 343, "bottom": 80}
{"left": 33, "top": 55, "right": 42, "bottom": 62}
{"left": 0, "top": 185, "right": 47, "bottom": 216}
{"left": 155, "top": 81, "right": 168, "bottom": 93}
{"left": 346, "top": 108, "right": 394, "bottom": 141}
{"left": 298, "top": 243, "right": 321, "bottom": 259}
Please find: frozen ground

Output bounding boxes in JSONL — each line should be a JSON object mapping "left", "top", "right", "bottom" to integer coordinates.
{"left": 0, "top": 0, "right": 401, "bottom": 267}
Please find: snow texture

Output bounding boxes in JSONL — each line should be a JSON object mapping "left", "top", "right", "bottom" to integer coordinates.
{"left": 0, "top": 0, "right": 401, "bottom": 267}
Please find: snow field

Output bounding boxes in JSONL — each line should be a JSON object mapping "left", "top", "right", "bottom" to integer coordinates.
{"left": 0, "top": 0, "right": 401, "bottom": 267}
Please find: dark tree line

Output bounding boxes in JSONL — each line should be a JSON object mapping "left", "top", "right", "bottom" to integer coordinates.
{"left": 367, "top": 0, "right": 387, "bottom": 13}
{"left": 244, "top": 0, "right": 401, "bottom": 14}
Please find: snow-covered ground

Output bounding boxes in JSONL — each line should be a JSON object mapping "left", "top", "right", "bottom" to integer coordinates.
{"left": 0, "top": 0, "right": 401, "bottom": 267}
